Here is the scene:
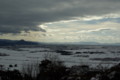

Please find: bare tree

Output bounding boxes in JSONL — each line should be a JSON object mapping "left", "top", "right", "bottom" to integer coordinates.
{"left": 43, "top": 53, "right": 61, "bottom": 64}
{"left": 21, "top": 61, "right": 40, "bottom": 78}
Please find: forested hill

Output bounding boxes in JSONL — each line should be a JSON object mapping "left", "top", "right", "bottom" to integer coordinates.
{"left": 0, "top": 39, "right": 39, "bottom": 46}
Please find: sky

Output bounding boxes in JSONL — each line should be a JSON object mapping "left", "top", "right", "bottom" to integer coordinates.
{"left": 0, "top": 0, "right": 120, "bottom": 43}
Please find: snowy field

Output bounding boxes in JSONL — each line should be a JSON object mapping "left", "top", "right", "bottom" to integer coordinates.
{"left": 0, "top": 45, "right": 120, "bottom": 70}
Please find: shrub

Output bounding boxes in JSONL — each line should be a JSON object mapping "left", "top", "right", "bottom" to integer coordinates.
{"left": 0, "top": 53, "right": 9, "bottom": 56}
{"left": 37, "top": 59, "right": 68, "bottom": 80}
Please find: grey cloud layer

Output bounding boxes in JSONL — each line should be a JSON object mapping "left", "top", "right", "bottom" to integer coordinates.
{"left": 0, "top": 0, "right": 120, "bottom": 33}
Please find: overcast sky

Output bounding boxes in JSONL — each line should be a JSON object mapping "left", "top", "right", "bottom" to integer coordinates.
{"left": 0, "top": 0, "right": 120, "bottom": 43}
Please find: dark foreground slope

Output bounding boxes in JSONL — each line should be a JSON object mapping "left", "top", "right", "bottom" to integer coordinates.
{"left": 0, "top": 59, "right": 120, "bottom": 80}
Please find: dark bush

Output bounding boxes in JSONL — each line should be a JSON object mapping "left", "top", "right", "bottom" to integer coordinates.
{"left": 56, "top": 50, "right": 72, "bottom": 55}
{"left": 0, "top": 53, "right": 9, "bottom": 56}
{"left": 37, "top": 59, "right": 68, "bottom": 80}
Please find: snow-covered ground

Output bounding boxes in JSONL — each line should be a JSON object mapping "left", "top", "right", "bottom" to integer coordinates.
{"left": 0, "top": 45, "right": 120, "bottom": 70}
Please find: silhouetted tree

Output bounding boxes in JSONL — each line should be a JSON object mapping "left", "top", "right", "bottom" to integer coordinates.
{"left": 37, "top": 59, "right": 68, "bottom": 80}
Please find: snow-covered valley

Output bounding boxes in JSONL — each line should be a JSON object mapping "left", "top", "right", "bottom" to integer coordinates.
{"left": 0, "top": 45, "right": 120, "bottom": 70}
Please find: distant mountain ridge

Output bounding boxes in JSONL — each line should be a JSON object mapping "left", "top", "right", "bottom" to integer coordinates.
{"left": 0, "top": 39, "right": 120, "bottom": 46}
{"left": 49, "top": 41, "right": 120, "bottom": 46}
{"left": 72, "top": 42, "right": 120, "bottom": 46}
{"left": 0, "top": 39, "right": 39, "bottom": 46}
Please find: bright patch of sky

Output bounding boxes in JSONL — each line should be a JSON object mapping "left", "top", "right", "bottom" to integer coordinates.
{"left": 38, "top": 14, "right": 120, "bottom": 43}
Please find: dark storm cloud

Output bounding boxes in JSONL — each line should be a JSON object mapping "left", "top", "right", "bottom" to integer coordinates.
{"left": 0, "top": 0, "right": 120, "bottom": 34}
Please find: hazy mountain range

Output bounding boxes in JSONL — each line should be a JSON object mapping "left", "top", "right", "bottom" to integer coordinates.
{"left": 0, "top": 39, "right": 120, "bottom": 46}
